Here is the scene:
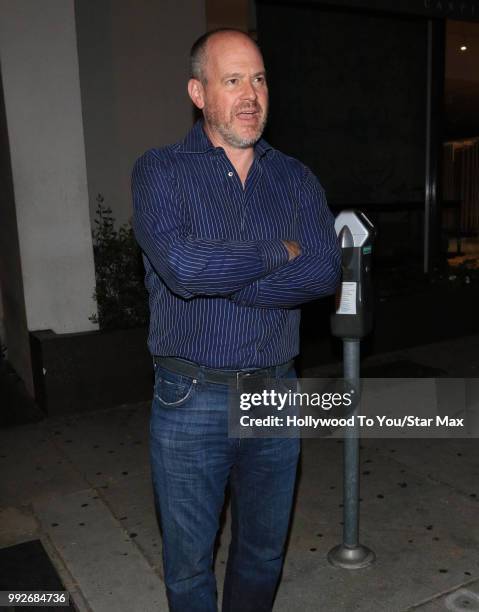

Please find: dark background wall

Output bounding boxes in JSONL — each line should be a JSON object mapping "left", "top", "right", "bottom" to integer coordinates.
{"left": 256, "top": 2, "right": 428, "bottom": 207}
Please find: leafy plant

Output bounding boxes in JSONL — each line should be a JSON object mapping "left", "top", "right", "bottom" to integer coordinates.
{"left": 90, "top": 195, "right": 149, "bottom": 329}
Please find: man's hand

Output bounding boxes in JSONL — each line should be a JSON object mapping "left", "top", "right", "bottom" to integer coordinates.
{"left": 282, "top": 240, "right": 301, "bottom": 261}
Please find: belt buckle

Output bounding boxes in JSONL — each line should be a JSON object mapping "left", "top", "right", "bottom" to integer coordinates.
{"left": 236, "top": 370, "right": 251, "bottom": 391}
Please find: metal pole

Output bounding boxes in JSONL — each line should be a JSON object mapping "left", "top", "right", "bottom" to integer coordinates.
{"left": 343, "top": 338, "right": 360, "bottom": 547}
{"left": 328, "top": 338, "right": 375, "bottom": 569}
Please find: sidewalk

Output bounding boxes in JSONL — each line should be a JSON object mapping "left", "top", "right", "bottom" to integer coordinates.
{"left": 1, "top": 334, "right": 479, "bottom": 611}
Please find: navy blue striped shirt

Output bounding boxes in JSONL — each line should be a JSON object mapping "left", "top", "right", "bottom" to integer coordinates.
{"left": 132, "top": 120, "right": 340, "bottom": 369}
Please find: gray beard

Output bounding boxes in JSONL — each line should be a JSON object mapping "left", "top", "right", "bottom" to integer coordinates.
{"left": 204, "top": 108, "right": 268, "bottom": 149}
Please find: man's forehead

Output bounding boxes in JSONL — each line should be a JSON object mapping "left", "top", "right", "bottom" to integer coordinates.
{"left": 205, "top": 32, "right": 264, "bottom": 69}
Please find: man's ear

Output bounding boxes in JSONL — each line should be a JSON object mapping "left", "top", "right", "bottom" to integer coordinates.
{"left": 188, "top": 78, "right": 205, "bottom": 109}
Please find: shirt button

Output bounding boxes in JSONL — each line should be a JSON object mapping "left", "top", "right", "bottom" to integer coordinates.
{"left": 227, "top": 171, "right": 234, "bottom": 177}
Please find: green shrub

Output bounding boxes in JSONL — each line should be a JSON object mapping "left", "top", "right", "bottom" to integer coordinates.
{"left": 90, "top": 195, "right": 149, "bottom": 329}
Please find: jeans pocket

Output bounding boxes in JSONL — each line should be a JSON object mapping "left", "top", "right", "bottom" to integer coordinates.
{"left": 154, "top": 367, "right": 197, "bottom": 407}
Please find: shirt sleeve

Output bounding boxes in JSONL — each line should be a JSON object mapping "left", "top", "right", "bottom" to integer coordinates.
{"left": 132, "top": 150, "right": 289, "bottom": 299}
{"left": 230, "top": 167, "right": 341, "bottom": 308}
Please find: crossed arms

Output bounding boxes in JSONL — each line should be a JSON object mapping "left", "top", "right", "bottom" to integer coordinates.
{"left": 132, "top": 151, "right": 341, "bottom": 309}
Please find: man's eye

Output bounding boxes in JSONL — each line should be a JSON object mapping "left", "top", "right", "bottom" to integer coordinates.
{"left": 226, "top": 79, "right": 238, "bottom": 85}
{"left": 254, "top": 76, "right": 266, "bottom": 85}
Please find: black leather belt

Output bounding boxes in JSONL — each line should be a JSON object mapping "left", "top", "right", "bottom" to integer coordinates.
{"left": 154, "top": 356, "right": 294, "bottom": 385}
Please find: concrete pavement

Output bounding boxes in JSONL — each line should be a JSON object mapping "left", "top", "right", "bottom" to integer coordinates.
{"left": 1, "top": 334, "right": 479, "bottom": 611}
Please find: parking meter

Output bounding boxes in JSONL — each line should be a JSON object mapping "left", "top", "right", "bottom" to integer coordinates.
{"left": 328, "top": 210, "right": 376, "bottom": 570}
{"left": 331, "top": 211, "right": 375, "bottom": 340}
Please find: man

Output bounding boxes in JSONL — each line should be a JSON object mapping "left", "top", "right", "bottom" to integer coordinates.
{"left": 132, "top": 28, "right": 340, "bottom": 612}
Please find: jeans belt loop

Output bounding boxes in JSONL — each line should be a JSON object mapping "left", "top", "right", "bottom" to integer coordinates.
{"left": 236, "top": 371, "right": 251, "bottom": 391}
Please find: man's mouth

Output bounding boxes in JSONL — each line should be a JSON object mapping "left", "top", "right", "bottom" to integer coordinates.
{"left": 236, "top": 109, "right": 259, "bottom": 120}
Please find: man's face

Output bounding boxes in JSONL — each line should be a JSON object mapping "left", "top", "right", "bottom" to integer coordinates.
{"left": 189, "top": 33, "right": 269, "bottom": 149}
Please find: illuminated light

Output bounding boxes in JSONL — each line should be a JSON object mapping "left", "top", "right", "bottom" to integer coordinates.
{"left": 460, "top": 45, "right": 467, "bottom": 51}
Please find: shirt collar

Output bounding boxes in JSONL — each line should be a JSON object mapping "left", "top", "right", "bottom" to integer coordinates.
{"left": 176, "top": 120, "right": 273, "bottom": 159}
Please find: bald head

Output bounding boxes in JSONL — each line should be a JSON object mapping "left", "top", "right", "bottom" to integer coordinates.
{"left": 190, "top": 29, "right": 262, "bottom": 84}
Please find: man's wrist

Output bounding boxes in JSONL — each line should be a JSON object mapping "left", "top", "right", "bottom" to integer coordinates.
{"left": 282, "top": 240, "right": 301, "bottom": 261}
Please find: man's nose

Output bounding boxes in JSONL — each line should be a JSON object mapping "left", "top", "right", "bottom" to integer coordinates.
{"left": 241, "top": 80, "right": 257, "bottom": 100}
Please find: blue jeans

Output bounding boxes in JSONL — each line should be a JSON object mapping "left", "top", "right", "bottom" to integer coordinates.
{"left": 150, "top": 361, "right": 300, "bottom": 612}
